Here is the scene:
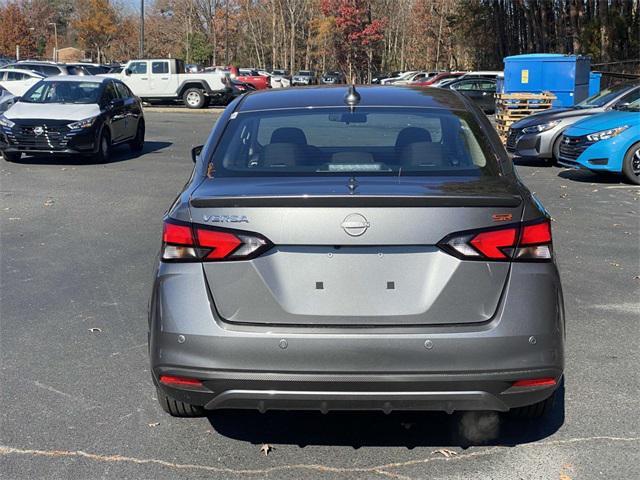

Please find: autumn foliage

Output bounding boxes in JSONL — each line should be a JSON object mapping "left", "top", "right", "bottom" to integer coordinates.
{"left": 321, "top": 0, "right": 385, "bottom": 81}
{"left": 0, "top": 0, "right": 638, "bottom": 78}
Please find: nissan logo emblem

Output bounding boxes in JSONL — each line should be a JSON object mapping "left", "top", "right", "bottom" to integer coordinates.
{"left": 341, "top": 213, "right": 370, "bottom": 237}
{"left": 33, "top": 126, "right": 44, "bottom": 136}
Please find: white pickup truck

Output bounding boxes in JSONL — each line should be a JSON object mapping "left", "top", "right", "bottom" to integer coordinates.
{"left": 106, "top": 58, "right": 235, "bottom": 109}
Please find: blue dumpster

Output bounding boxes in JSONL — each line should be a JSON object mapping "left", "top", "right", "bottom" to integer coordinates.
{"left": 503, "top": 54, "right": 591, "bottom": 107}
{"left": 589, "top": 72, "right": 602, "bottom": 97}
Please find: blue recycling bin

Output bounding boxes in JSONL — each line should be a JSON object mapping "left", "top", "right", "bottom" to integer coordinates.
{"left": 503, "top": 54, "right": 591, "bottom": 107}
{"left": 589, "top": 72, "right": 602, "bottom": 97}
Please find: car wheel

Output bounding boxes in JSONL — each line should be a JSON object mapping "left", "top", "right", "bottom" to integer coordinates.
{"left": 509, "top": 389, "right": 556, "bottom": 419}
{"left": 183, "top": 88, "right": 206, "bottom": 109}
{"left": 156, "top": 388, "right": 205, "bottom": 417}
{"left": 551, "top": 135, "right": 565, "bottom": 165}
{"left": 96, "top": 129, "right": 111, "bottom": 163}
{"left": 622, "top": 142, "right": 640, "bottom": 185}
{"left": 2, "top": 151, "right": 21, "bottom": 162}
{"left": 129, "top": 119, "right": 145, "bottom": 153}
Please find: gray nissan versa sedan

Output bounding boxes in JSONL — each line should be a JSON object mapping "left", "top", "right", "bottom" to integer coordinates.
{"left": 507, "top": 82, "right": 640, "bottom": 163}
{"left": 149, "top": 85, "right": 565, "bottom": 420}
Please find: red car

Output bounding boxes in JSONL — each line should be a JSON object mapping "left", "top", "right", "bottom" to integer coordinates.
{"left": 412, "top": 72, "right": 465, "bottom": 87}
{"left": 231, "top": 67, "right": 270, "bottom": 90}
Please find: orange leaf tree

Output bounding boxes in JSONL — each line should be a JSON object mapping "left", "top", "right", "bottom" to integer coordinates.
{"left": 72, "top": 0, "right": 118, "bottom": 63}
{"left": 0, "top": 2, "right": 36, "bottom": 58}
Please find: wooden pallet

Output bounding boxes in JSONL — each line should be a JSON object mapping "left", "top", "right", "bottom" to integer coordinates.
{"left": 495, "top": 92, "right": 556, "bottom": 143}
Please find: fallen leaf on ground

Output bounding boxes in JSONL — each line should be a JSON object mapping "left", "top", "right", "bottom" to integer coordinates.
{"left": 260, "top": 444, "right": 273, "bottom": 456}
{"left": 148, "top": 422, "right": 160, "bottom": 427}
{"left": 432, "top": 449, "right": 457, "bottom": 458}
{"left": 88, "top": 327, "right": 102, "bottom": 333}
{"left": 44, "top": 198, "right": 55, "bottom": 207}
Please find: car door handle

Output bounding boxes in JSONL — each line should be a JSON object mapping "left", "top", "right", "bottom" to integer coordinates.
{"left": 140, "top": 77, "right": 148, "bottom": 80}
{"left": 161, "top": 77, "right": 169, "bottom": 80}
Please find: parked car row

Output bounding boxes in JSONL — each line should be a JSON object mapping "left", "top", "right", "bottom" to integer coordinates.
{"left": 507, "top": 81, "right": 640, "bottom": 184}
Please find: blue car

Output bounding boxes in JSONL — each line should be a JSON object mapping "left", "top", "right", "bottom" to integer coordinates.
{"left": 557, "top": 97, "right": 640, "bottom": 184}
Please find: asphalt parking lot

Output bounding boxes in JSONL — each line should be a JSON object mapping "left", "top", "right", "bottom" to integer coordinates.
{"left": 1, "top": 111, "right": 638, "bottom": 480}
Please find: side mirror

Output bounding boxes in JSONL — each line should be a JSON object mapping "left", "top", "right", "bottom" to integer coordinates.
{"left": 124, "top": 69, "right": 132, "bottom": 76}
{"left": 191, "top": 145, "right": 203, "bottom": 163}
{"left": 615, "top": 102, "right": 630, "bottom": 110}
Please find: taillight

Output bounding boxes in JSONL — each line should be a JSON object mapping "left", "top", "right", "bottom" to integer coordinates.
{"left": 439, "top": 219, "right": 552, "bottom": 262}
{"left": 161, "top": 219, "right": 271, "bottom": 262}
{"left": 512, "top": 377, "right": 557, "bottom": 388}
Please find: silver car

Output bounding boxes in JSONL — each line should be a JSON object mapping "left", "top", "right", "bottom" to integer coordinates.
{"left": 507, "top": 82, "right": 640, "bottom": 162}
{"left": 149, "top": 85, "right": 564, "bottom": 420}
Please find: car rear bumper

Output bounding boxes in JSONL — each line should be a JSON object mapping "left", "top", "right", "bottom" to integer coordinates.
{"left": 149, "top": 261, "right": 565, "bottom": 413}
{"left": 154, "top": 367, "right": 561, "bottom": 413}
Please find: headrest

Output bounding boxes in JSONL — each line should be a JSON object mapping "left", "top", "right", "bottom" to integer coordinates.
{"left": 260, "top": 143, "right": 303, "bottom": 168}
{"left": 270, "top": 127, "right": 308, "bottom": 145}
{"left": 395, "top": 127, "right": 432, "bottom": 147}
{"left": 401, "top": 142, "right": 446, "bottom": 168}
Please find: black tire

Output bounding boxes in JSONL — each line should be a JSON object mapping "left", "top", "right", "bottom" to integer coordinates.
{"left": 129, "top": 119, "right": 145, "bottom": 153}
{"left": 552, "top": 134, "right": 564, "bottom": 164}
{"left": 156, "top": 388, "right": 205, "bottom": 417}
{"left": 96, "top": 129, "right": 111, "bottom": 163}
{"left": 2, "top": 150, "right": 21, "bottom": 162}
{"left": 509, "top": 390, "right": 556, "bottom": 419}
{"left": 621, "top": 142, "right": 640, "bottom": 185}
{"left": 183, "top": 88, "right": 206, "bottom": 109}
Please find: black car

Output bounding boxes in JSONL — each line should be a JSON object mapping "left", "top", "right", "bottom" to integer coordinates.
{"left": 321, "top": 71, "right": 346, "bottom": 84}
{"left": 0, "top": 76, "right": 145, "bottom": 162}
{"left": 445, "top": 76, "right": 497, "bottom": 113}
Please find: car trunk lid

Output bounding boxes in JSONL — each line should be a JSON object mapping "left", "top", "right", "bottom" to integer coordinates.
{"left": 191, "top": 176, "right": 522, "bottom": 326}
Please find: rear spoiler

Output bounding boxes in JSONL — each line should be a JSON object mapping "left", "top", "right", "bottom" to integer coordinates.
{"left": 190, "top": 195, "right": 522, "bottom": 208}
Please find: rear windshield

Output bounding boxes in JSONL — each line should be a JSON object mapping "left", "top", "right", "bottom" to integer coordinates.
{"left": 211, "top": 107, "right": 499, "bottom": 177}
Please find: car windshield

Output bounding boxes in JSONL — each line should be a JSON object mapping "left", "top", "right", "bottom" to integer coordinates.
{"left": 576, "top": 84, "right": 633, "bottom": 108}
{"left": 212, "top": 107, "right": 499, "bottom": 177}
{"left": 617, "top": 98, "right": 640, "bottom": 111}
{"left": 21, "top": 81, "right": 102, "bottom": 104}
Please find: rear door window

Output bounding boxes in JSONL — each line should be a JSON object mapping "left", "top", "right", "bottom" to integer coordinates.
{"left": 479, "top": 81, "right": 496, "bottom": 92}
{"left": 152, "top": 61, "right": 169, "bottom": 74}
{"left": 6, "top": 71, "right": 25, "bottom": 80}
{"left": 452, "top": 80, "right": 476, "bottom": 91}
{"left": 213, "top": 108, "right": 498, "bottom": 177}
